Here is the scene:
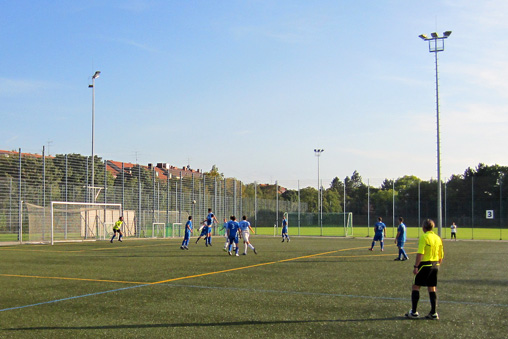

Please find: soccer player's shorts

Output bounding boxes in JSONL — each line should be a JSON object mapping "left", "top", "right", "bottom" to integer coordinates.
{"left": 282, "top": 227, "right": 288, "bottom": 234}
{"left": 242, "top": 231, "right": 250, "bottom": 242}
{"left": 397, "top": 240, "right": 405, "bottom": 247}
{"left": 113, "top": 228, "right": 120, "bottom": 233}
{"left": 184, "top": 231, "right": 191, "bottom": 240}
{"left": 373, "top": 234, "right": 384, "bottom": 241}
{"left": 207, "top": 226, "right": 212, "bottom": 235}
{"left": 200, "top": 228, "right": 208, "bottom": 237}
{"left": 414, "top": 261, "right": 440, "bottom": 287}
{"left": 228, "top": 236, "right": 239, "bottom": 244}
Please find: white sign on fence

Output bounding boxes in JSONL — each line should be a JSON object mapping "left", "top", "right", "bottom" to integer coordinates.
{"left": 486, "top": 210, "right": 494, "bottom": 219}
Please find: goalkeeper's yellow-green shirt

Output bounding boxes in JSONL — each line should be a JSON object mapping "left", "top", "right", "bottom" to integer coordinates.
{"left": 417, "top": 230, "right": 444, "bottom": 262}
{"left": 113, "top": 220, "right": 123, "bottom": 230}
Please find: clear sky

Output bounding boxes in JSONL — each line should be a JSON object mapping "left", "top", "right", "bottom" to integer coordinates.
{"left": 1, "top": 1, "right": 507, "bottom": 189}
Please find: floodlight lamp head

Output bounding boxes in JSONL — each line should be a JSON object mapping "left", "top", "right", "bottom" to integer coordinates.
{"left": 92, "top": 71, "right": 101, "bottom": 79}
{"left": 419, "top": 34, "right": 428, "bottom": 40}
{"left": 443, "top": 30, "right": 452, "bottom": 37}
{"left": 431, "top": 32, "right": 438, "bottom": 38}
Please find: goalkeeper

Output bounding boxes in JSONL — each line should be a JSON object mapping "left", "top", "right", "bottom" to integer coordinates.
{"left": 110, "top": 216, "right": 124, "bottom": 243}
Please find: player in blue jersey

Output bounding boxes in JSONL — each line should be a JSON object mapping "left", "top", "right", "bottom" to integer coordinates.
{"left": 204, "top": 208, "right": 218, "bottom": 247}
{"left": 195, "top": 221, "right": 208, "bottom": 245}
{"left": 394, "top": 217, "right": 409, "bottom": 260}
{"left": 226, "top": 215, "right": 240, "bottom": 256}
{"left": 281, "top": 215, "right": 290, "bottom": 242}
{"left": 369, "top": 217, "right": 386, "bottom": 251}
{"left": 181, "top": 216, "right": 193, "bottom": 250}
{"left": 239, "top": 216, "right": 257, "bottom": 255}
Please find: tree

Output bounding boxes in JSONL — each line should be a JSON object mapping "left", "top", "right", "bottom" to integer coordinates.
{"left": 205, "top": 165, "right": 224, "bottom": 180}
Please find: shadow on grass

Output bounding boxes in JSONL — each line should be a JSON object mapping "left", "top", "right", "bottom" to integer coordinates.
{"left": 6, "top": 317, "right": 404, "bottom": 331}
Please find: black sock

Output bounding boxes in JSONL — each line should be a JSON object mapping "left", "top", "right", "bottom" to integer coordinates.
{"left": 411, "top": 290, "right": 420, "bottom": 313}
{"left": 429, "top": 291, "right": 437, "bottom": 314}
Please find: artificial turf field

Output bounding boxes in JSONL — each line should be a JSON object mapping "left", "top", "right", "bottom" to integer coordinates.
{"left": 0, "top": 236, "right": 507, "bottom": 338}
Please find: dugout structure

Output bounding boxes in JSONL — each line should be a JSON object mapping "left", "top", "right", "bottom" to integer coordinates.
{"left": 25, "top": 202, "right": 133, "bottom": 245}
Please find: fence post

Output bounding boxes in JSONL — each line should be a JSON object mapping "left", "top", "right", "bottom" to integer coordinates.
{"left": 18, "top": 148, "right": 22, "bottom": 243}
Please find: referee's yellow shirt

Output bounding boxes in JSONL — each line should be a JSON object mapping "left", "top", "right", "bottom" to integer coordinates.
{"left": 417, "top": 231, "right": 444, "bottom": 262}
{"left": 114, "top": 220, "right": 123, "bottom": 230}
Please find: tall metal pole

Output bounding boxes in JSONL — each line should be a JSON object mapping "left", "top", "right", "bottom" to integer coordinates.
{"left": 314, "top": 149, "right": 324, "bottom": 229}
{"left": 419, "top": 31, "right": 451, "bottom": 237}
{"left": 89, "top": 71, "right": 101, "bottom": 203}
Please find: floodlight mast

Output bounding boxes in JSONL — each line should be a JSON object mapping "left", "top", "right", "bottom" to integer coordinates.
{"left": 89, "top": 71, "right": 101, "bottom": 203}
{"left": 314, "top": 149, "right": 324, "bottom": 233}
{"left": 419, "top": 31, "right": 452, "bottom": 237}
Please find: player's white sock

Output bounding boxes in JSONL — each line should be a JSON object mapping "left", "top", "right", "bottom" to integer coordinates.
{"left": 244, "top": 243, "right": 248, "bottom": 253}
{"left": 248, "top": 244, "right": 255, "bottom": 250}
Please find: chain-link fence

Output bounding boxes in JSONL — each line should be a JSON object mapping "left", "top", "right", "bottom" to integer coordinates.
{"left": 0, "top": 149, "right": 305, "bottom": 244}
{"left": 1, "top": 149, "right": 506, "bottom": 243}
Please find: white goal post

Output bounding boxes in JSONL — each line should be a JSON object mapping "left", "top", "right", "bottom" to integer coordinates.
{"left": 152, "top": 222, "right": 166, "bottom": 238}
{"left": 343, "top": 212, "right": 354, "bottom": 237}
{"left": 49, "top": 201, "right": 123, "bottom": 245}
{"left": 171, "top": 223, "right": 184, "bottom": 238}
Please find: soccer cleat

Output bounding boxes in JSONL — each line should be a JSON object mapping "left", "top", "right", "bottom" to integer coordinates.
{"left": 235, "top": 253, "right": 239, "bottom": 256}
{"left": 253, "top": 248, "right": 257, "bottom": 255}
{"left": 425, "top": 313, "right": 439, "bottom": 320}
{"left": 405, "top": 310, "right": 419, "bottom": 319}
{"left": 110, "top": 239, "right": 113, "bottom": 243}
{"left": 185, "top": 246, "right": 189, "bottom": 250}
{"left": 208, "top": 243, "right": 212, "bottom": 246}
{"left": 228, "top": 251, "right": 232, "bottom": 256}
{"left": 380, "top": 248, "right": 384, "bottom": 251}
{"left": 282, "top": 239, "right": 284, "bottom": 242}
{"left": 368, "top": 248, "right": 373, "bottom": 251}
{"left": 180, "top": 246, "right": 184, "bottom": 250}
{"left": 242, "top": 253, "right": 247, "bottom": 255}
{"left": 195, "top": 239, "right": 199, "bottom": 244}
{"left": 119, "top": 239, "right": 122, "bottom": 242}
{"left": 394, "top": 258, "right": 401, "bottom": 261}
{"left": 402, "top": 257, "right": 409, "bottom": 261}
{"left": 205, "top": 243, "right": 208, "bottom": 247}
{"left": 223, "top": 247, "right": 227, "bottom": 252}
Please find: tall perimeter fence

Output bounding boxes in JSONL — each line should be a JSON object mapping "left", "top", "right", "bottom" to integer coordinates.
{"left": 0, "top": 149, "right": 507, "bottom": 243}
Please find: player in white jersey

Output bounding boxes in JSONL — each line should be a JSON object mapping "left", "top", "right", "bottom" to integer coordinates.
{"left": 238, "top": 216, "right": 257, "bottom": 255}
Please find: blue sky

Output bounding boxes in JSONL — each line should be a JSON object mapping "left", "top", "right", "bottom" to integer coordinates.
{"left": 2, "top": 1, "right": 507, "bottom": 188}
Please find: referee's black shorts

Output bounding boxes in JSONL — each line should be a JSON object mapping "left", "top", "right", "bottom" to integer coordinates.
{"left": 414, "top": 261, "right": 439, "bottom": 287}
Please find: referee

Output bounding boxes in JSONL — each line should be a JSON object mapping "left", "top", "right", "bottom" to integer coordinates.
{"left": 405, "top": 219, "right": 444, "bottom": 320}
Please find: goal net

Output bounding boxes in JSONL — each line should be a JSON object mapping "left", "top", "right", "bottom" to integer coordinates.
{"left": 25, "top": 202, "right": 124, "bottom": 245}
{"left": 285, "top": 212, "right": 353, "bottom": 237}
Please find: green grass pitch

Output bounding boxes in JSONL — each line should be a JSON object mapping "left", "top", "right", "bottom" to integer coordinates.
{"left": 0, "top": 236, "right": 507, "bottom": 338}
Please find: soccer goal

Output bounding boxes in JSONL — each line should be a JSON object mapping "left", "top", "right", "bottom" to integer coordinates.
{"left": 25, "top": 201, "right": 123, "bottom": 245}
{"left": 170, "top": 223, "right": 184, "bottom": 238}
{"left": 152, "top": 223, "right": 166, "bottom": 238}
{"left": 343, "top": 212, "right": 354, "bottom": 237}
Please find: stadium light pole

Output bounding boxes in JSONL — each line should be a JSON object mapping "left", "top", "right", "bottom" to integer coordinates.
{"left": 89, "top": 71, "right": 101, "bottom": 203}
{"left": 314, "top": 149, "right": 324, "bottom": 230}
{"left": 419, "top": 31, "right": 452, "bottom": 237}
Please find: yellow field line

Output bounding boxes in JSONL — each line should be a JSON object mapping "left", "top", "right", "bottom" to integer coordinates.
{"left": 0, "top": 244, "right": 411, "bottom": 286}
{"left": 150, "top": 245, "right": 381, "bottom": 284}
